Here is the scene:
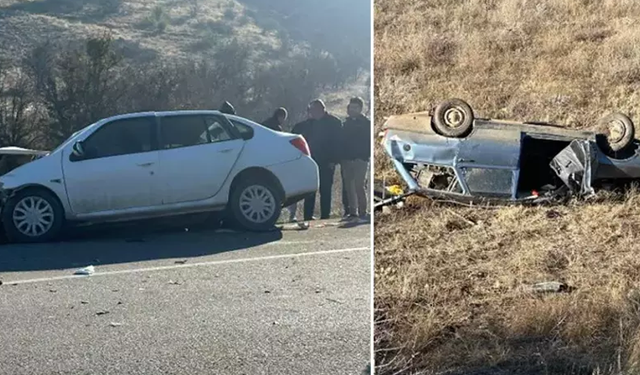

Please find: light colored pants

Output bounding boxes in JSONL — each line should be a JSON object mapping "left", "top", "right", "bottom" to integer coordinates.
{"left": 342, "top": 159, "right": 369, "bottom": 216}
{"left": 286, "top": 203, "right": 297, "bottom": 222}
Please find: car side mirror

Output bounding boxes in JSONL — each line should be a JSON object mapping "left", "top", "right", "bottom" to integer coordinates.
{"left": 71, "top": 141, "right": 85, "bottom": 159}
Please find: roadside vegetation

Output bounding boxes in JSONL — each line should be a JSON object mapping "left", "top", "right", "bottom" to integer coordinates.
{"left": 374, "top": 0, "right": 640, "bottom": 374}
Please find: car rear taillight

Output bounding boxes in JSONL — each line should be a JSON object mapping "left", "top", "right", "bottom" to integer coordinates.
{"left": 290, "top": 137, "right": 311, "bottom": 156}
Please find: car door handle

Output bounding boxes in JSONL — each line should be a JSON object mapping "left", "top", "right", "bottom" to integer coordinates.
{"left": 137, "top": 162, "right": 154, "bottom": 167}
{"left": 218, "top": 149, "right": 233, "bottom": 154}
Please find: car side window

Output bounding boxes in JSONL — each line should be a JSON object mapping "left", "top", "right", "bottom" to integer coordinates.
{"left": 159, "top": 115, "right": 212, "bottom": 149}
{"left": 80, "top": 117, "right": 155, "bottom": 160}
{"left": 204, "top": 116, "right": 233, "bottom": 143}
{"left": 229, "top": 119, "right": 254, "bottom": 140}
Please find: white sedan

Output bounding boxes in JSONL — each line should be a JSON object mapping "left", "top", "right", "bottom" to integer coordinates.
{"left": 0, "top": 111, "right": 319, "bottom": 243}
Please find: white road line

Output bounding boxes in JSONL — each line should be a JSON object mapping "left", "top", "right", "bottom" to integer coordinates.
{"left": 3, "top": 246, "right": 370, "bottom": 286}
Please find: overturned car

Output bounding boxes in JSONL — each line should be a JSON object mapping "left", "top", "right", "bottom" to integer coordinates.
{"left": 379, "top": 98, "right": 640, "bottom": 204}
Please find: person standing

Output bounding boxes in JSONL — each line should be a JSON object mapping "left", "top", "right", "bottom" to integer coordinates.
{"left": 341, "top": 97, "right": 370, "bottom": 221}
{"left": 287, "top": 107, "right": 314, "bottom": 222}
{"left": 261, "top": 107, "right": 288, "bottom": 131}
{"left": 302, "top": 99, "right": 343, "bottom": 220}
{"left": 341, "top": 162, "right": 350, "bottom": 219}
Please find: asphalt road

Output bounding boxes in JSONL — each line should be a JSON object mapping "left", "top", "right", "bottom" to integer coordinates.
{"left": 0, "top": 220, "right": 371, "bottom": 375}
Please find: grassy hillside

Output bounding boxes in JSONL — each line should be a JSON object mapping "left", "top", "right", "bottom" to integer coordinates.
{"left": 374, "top": 0, "right": 640, "bottom": 374}
{"left": 0, "top": 0, "right": 370, "bottom": 118}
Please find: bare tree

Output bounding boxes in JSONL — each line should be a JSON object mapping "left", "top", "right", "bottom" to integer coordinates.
{"left": 0, "top": 61, "right": 42, "bottom": 148}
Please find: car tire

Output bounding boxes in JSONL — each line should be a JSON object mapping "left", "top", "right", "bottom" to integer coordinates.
{"left": 2, "top": 188, "right": 64, "bottom": 243}
{"left": 432, "top": 98, "right": 474, "bottom": 138}
{"left": 595, "top": 112, "right": 635, "bottom": 153}
{"left": 229, "top": 178, "right": 282, "bottom": 232}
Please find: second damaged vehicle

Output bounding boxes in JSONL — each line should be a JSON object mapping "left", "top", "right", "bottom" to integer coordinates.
{"left": 380, "top": 98, "right": 640, "bottom": 205}
{"left": 0, "top": 111, "right": 318, "bottom": 243}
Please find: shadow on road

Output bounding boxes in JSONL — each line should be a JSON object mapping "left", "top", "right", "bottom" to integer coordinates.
{"left": 0, "top": 216, "right": 283, "bottom": 273}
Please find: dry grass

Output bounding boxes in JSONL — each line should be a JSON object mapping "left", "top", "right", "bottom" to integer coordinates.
{"left": 374, "top": 0, "right": 640, "bottom": 374}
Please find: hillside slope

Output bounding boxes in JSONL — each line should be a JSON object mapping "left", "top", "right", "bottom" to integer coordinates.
{"left": 374, "top": 1, "right": 640, "bottom": 374}
{"left": 0, "top": 0, "right": 370, "bottom": 117}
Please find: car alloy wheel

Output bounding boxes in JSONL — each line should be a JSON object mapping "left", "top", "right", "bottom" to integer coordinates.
{"left": 12, "top": 196, "right": 55, "bottom": 237}
{"left": 239, "top": 185, "right": 277, "bottom": 224}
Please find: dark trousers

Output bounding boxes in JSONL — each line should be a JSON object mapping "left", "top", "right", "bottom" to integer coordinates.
{"left": 341, "top": 164, "right": 349, "bottom": 215}
{"left": 304, "top": 163, "right": 335, "bottom": 220}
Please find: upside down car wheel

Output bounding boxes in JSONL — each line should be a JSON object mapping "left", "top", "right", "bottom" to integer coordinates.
{"left": 595, "top": 112, "right": 635, "bottom": 153}
{"left": 432, "top": 98, "right": 474, "bottom": 138}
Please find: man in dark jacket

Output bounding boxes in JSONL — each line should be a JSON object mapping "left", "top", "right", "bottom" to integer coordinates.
{"left": 261, "top": 107, "right": 288, "bottom": 131}
{"left": 293, "top": 99, "right": 343, "bottom": 220}
{"left": 219, "top": 101, "right": 236, "bottom": 115}
{"left": 341, "top": 97, "right": 370, "bottom": 221}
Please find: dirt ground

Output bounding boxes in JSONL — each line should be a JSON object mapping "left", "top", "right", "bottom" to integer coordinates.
{"left": 374, "top": 0, "right": 640, "bottom": 374}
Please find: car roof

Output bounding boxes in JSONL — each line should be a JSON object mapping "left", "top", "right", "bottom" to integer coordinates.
{"left": 99, "top": 110, "right": 226, "bottom": 124}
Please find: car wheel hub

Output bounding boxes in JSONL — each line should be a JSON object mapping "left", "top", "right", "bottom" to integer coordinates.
{"left": 608, "top": 120, "right": 626, "bottom": 143}
{"left": 444, "top": 107, "right": 465, "bottom": 128}
{"left": 239, "top": 185, "right": 276, "bottom": 224}
{"left": 12, "top": 196, "right": 54, "bottom": 237}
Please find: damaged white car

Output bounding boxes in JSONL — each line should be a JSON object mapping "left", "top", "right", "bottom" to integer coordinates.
{"left": 0, "top": 111, "right": 319, "bottom": 243}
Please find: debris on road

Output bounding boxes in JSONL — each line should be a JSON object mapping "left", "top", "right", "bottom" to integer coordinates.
{"left": 326, "top": 298, "right": 344, "bottom": 304}
{"left": 279, "top": 221, "right": 311, "bottom": 231}
{"left": 96, "top": 310, "right": 110, "bottom": 316}
{"left": 174, "top": 259, "right": 188, "bottom": 264}
{"left": 81, "top": 301, "right": 89, "bottom": 304}
{"left": 49, "top": 289, "right": 57, "bottom": 293}
{"left": 74, "top": 265, "right": 95, "bottom": 276}
{"left": 109, "top": 322, "right": 123, "bottom": 327}
{"left": 168, "top": 280, "right": 182, "bottom": 285}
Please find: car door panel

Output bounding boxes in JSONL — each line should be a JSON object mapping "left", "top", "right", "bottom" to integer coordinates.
{"left": 61, "top": 116, "right": 161, "bottom": 215}
{"left": 63, "top": 152, "right": 160, "bottom": 214}
{"left": 156, "top": 114, "right": 244, "bottom": 204}
{"left": 158, "top": 141, "right": 244, "bottom": 204}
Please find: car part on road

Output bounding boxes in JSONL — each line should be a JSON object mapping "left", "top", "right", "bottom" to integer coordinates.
{"left": 229, "top": 178, "right": 283, "bottom": 231}
{"left": 432, "top": 98, "right": 474, "bottom": 138}
{"left": 2, "top": 188, "right": 65, "bottom": 243}
{"left": 74, "top": 265, "right": 95, "bottom": 275}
